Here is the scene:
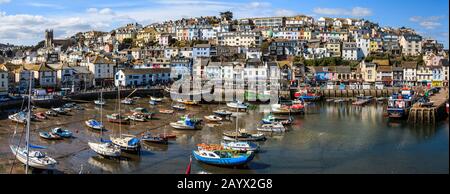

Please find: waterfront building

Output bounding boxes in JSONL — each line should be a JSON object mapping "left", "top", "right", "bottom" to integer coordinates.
{"left": 360, "top": 61, "right": 377, "bottom": 83}
{"left": 356, "top": 35, "right": 370, "bottom": 57}
{"left": 217, "top": 31, "right": 262, "bottom": 47}
{"left": 325, "top": 39, "right": 342, "bottom": 57}
{"left": 84, "top": 55, "right": 116, "bottom": 86}
{"left": 285, "top": 15, "right": 314, "bottom": 27}
{"left": 402, "top": 61, "right": 418, "bottom": 86}
{"left": 431, "top": 65, "right": 444, "bottom": 87}
{"left": 192, "top": 44, "right": 212, "bottom": 58}
{"left": 442, "top": 59, "right": 449, "bottom": 86}
{"left": 251, "top": 16, "right": 285, "bottom": 28}
{"left": 114, "top": 68, "right": 171, "bottom": 87}
{"left": 170, "top": 58, "right": 192, "bottom": 80}
{"left": 392, "top": 66, "right": 404, "bottom": 87}
{"left": 416, "top": 66, "right": 433, "bottom": 86}
{"left": 24, "top": 63, "right": 57, "bottom": 89}
{"left": 376, "top": 65, "right": 393, "bottom": 86}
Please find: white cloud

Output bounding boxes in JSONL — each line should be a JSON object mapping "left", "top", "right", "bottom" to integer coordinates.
{"left": 86, "top": 8, "right": 115, "bottom": 15}
{"left": 274, "top": 9, "right": 297, "bottom": 17}
{"left": 0, "top": 0, "right": 11, "bottom": 4}
{"left": 409, "top": 15, "right": 445, "bottom": 29}
{"left": 28, "top": 3, "right": 64, "bottom": 9}
{"left": 313, "top": 7, "right": 372, "bottom": 17}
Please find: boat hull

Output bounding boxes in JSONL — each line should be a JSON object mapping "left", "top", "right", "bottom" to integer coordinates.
{"left": 192, "top": 150, "right": 254, "bottom": 166}
{"left": 10, "top": 145, "right": 57, "bottom": 170}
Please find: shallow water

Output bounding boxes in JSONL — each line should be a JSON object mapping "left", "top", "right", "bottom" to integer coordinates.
{"left": 0, "top": 99, "right": 448, "bottom": 174}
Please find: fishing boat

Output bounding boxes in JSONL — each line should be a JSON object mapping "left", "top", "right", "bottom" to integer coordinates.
{"left": 10, "top": 72, "right": 58, "bottom": 171}
{"left": 334, "top": 98, "right": 346, "bottom": 103}
{"left": 222, "top": 141, "right": 259, "bottom": 152}
{"left": 213, "top": 109, "right": 233, "bottom": 117}
{"left": 226, "top": 101, "right": 248, "bottom": 110}
{"left": 39, "top": 131, "right": 62, "bottom": 140}
{"left": 121, "top": 98, "right": 134, "bottom": 105}
{"left": 271, "top": 102, "right": 304, "bottom": 115}
{"left": 159, "top": 109, "right": 174, "bottom": 114}
{"left": 295, "top": 88, "right": 322, "bottom": 102}
{"left": 141, "top": 132, "right": 168, "bottom": 145}
{"left": 386, "top": 88, "right": 416, "bottom": 119}
{"left": 52, "top": 107, "right": 67, "bottom": 115}
{"left": 45, "top": 109, "right": 58, "bottom": 117}
{"left": 172, "top": 104, "right": 186, "bottom": 110}
{"left": 150, "top": 96, "right": 163, "bottom": 102}
{"left": 34, "top": 112, "right": 47, "bottom": 120}
{"left": 261, "top": 114, "right": 293, "bottom": 125}
{"left": 128, "top": 113, "right": 147, "bottom": 122}
{"left": 130, "top": 107, "right": 153, "bottom": 119}
{"left": 193, "top": 144, "right": 255, "bottom": 167}
{"left": 177, "top": 99, "right": 199, "bottom": 105}
{"left": 170, "top": 120, "right": 197, "bottom": 130}
{"left": 107, "top": 113, "right": 130, "bottom": 124}
{"left": 51, "top": 127, "right": 73, "bottom": 138}
{"left": 257, "top": 123, "right": 286, "bottom": 132}
{"left": 222, "top": 131, "right": 266, "bottom": 141}
{"left": 8, "top": 111, "right": 27, "bottom": 124}
{"left": 204, "top": 115, "right": 223, "bottom": 122}
{"left": 110, "top": 135, "right": 141, "bottom": 152}
{"left": 85, "top": 119, "right": 104, "bottom": 130}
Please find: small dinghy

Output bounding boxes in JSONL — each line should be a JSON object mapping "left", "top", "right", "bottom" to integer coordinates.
{"left": 141, "top": 132, "right": 168, "bottom": 144}
{"left": 204, "top": 115, "right": 223, "bottom": 122}
{"left": 226, "top": 101, "right": 248, "bottom": 110}
{"left": 8, "top": 112, "right": 27, "bottom": 124}
{"left": 170, "top": 121, "right": 197, "bottom": 130}
{"left": 52, "top": 107, "right": 67, "bottom": 115}
{"left": 39, "top": 131, "right": 62, "bottom": 140}
{"left": 149, "top": 100, "right": 157, "bottom": 105}
{"left": 172, "top": 104, "right": 186, "bottom": 110}
{"left": 121, "top": 98, "right": 134, "bottom": 105}
{"left": 128, "top": 113, "right": 147, "bottom": 122}
{"left": 150, "top": 96, "right": 163, "bottom": 102}
{"left": 213, "top": 109, "right": 233, "bottom": 116}
{"left": 51, "top": 127, "right": 73, "bottom": 138}
{"left": 257, "top": 123, "right": 286, "bottom": 132}
{"left": 85, "top": 119, "right": 104, "bottom": 130}
{"left": 34, "top": 112, "right": 47, "bottom": 120}
{"left": 107, "top": 113, "right": 130, "bottom": 124}
{"left": 45, "top": 109, "right": 58, "bottom": 117}
{"left": 222, "top": 141, "right": 259, "bottom": 152}
{"left": 130, "top": 107, "right": 153, "bottom": 119}
{"left": 159, "top": 109, "right": 174, "bottom": 114}
{"left": 177, "top": 99, "right": 199, "bottom": 105}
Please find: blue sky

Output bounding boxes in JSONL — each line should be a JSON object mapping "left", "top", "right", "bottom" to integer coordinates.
{"left": 0, "top": 0, "right": 448, "bottom": 48}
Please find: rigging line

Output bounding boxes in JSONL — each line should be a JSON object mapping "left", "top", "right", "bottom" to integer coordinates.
{"left": 9, "top": 89, "right": 28, "bottom": 174}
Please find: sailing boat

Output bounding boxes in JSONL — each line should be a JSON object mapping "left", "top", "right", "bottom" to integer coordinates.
{"left": 110, "top": 85, "right": 140, "bottom": 152}
{"left": 94, "top": 89, "right": 106, "bottom": 106}
{"left": 86, "top": 87, "right": 105, "bottom": 130}
{"left": 88, "top": 85, "right": 121, "bottom": 158}
{"left": 222, "top": 106, "right": 259, "bottom": 152}
{"left": 10, "top": 72, "right": 57, "bottom": 171}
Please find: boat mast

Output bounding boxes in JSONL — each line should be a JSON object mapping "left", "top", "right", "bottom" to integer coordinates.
{"left": 118, "top": 84, "right": 121, "bottom": 138}
{"left": 25, "top": 71, "right": 32, "bottom": 174}
{"left": 235, "top": 106, "right": 238, "bottom": 141}
{"left": 100, "top": 82, "right": 103, "bottom": 138}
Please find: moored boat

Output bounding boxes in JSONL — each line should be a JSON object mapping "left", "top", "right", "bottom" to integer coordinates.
{"left": 150, "top": 96, "right": 163, "bottom": 102}
{"left": 193, "top": 144, "right": 255, "bottom": 167}
{"left": 8, "top": 112, "right": 28, "bottom": 124}
{"left": 221, "top": 141, "right": 259, "bottom": 152}
{"left": 85, "top": 119, "right": 104, "bottom": 130}
{"left": 387, "top": 88, "right": 416, "bottom": 119}
{"left": 52, "top": 107, "right": 67, "bottom": 115}
{"left": 88, "top": 141, "right": 121, "bottom": 158}
{"left": 121, "top": 98, "right": 134, "bottom": 105}
{"left": 107, "top": 113, "right": 130, "bottom": 124}
{"left": 257, "top": 123, "right": 286, "bottom": 132}
{"left": 177, "top": 99, "right": 199, "bottom": 105}
{"left": 45, "top": 109, "right": 58, "bottom": 117}
{"left": 39, "top": 131, "right": 62, "bottom": 140}
{"left": 213, "top": 109, "right": 233, "bottom": 116}
{"left": 141, "top": 132, "right": 168, "bottom": 144}
{"left": 110, "top": 135, "right": 141, "bottom": 152}
{"left": 226, "top": 101, "right": 248, "bottom": 110}
{"left": 204, "top": 115, "right": 223, "bottom": 122}
{"left": 51, "top": 127, "right": 73, "bottom": 138}
{"left": 172, "top": 104, "right": 186, "bottom": 110}
{"left": 159, "top": 109, "right": 174, "bottom": 114}
{"left": 10, "top": 145, "right": 57, "bottom": 170}
{"left": 128, "top": 113, "right": 147, "bottom": 122}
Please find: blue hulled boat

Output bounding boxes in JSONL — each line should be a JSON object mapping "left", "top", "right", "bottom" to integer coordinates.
{"left": 192, "top": 149, "right": 255, "bottom": 166}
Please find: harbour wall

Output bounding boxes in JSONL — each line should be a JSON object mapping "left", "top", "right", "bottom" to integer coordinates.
{"left": 320, "top": 88, "right": 400, "bottom": 98}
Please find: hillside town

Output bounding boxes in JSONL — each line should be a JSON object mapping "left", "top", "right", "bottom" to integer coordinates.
{"left": 0, "top": 11, "right": 448, "bottom": 99}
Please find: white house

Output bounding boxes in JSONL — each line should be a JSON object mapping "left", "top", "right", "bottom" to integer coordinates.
{"left": 84, "top": 55, "right": 115, "bottom": 86}
{"left": 192, "top": 44, "right": 211, "bottom": 58}
{"left": 164, "top": 48, "right": 179, "bottom": 59}
{"left": 402, "top": 61, "right": 417, "bottom": 86}
{"left": 356, "top": 36, "right": 370, "bottom": 57}
{"left": 115, "top": 68, "right": 171, "bottom": 87}
{"left": 342, "top": 42, "right": 363, "bottom": 61}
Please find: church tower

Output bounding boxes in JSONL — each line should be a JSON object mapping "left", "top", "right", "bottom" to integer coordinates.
{"left": 45, "top": 29, "right": 54, "bottom": 48}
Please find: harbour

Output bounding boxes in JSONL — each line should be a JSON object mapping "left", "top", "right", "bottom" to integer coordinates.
{"left": 0, "top": 92, "right": 448, "bottom": 174}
